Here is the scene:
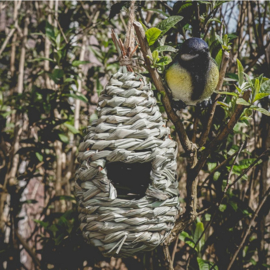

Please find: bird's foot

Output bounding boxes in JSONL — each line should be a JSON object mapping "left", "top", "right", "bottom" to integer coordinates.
{"left": 171, "top": 99, "right": 187, "bottom": 111}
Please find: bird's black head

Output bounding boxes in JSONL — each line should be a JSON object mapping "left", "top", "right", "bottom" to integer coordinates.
{"left": 179, "top": 37, "right": 209, "bottom": 64}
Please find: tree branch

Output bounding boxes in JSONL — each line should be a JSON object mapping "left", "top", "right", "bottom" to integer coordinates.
{"left": 198, "top": 51, "right": 230, "bottom": 147}
{"left": 133, "top": 21, "right": 197, "bottom": 164}
{"left": 227, "top": 186, "right": 270, "bottom": 270}
{"left": 15, "top": 230, "right": 41, "bottom": 268}
{"left": 194, "top": 90, "right": 251, "bottom": 177}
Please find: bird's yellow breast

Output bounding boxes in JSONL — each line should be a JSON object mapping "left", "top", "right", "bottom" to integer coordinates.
{"left": 165, "top": 60, "right": 219, "bottom": 105}
{"left": 165, "top": 64, "right": 193, "bottom": 104}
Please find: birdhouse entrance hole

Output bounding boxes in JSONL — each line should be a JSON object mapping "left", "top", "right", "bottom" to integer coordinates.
{"left": 107, "top": 162, "right": 152, "bottom": 200}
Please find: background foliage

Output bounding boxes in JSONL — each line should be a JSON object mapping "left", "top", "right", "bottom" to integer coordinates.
{"left": 0, "top": 1, "right": 270, "bottom": 270}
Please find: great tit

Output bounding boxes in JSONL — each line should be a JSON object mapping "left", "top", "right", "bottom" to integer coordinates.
{"left": 164, "top": 38, "right": 219, "bottom": 108}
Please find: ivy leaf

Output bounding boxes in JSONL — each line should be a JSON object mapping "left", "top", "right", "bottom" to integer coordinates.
{"left": 145, "top": 27, "right": 162, "bottom": 46}
{"left": 156, "top": 16, "right": 183, "bottom": 36}
{"left": 236, "top": 98, "right": 250, "bottom": 106}
{"left": 156, "top": 45, "right": 177, "bottom": 53}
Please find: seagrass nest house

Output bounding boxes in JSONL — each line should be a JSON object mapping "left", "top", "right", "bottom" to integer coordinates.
{"left": 74, "top": 71, "right": 181, "bottom": 257}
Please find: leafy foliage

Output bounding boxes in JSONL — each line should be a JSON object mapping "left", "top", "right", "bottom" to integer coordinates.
{"left": 0, "top": 1, "right": 270, "bottom": 270}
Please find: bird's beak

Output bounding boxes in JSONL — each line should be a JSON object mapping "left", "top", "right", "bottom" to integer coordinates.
{"left": 181, "top": 53, "right": 199, "bottom": 61}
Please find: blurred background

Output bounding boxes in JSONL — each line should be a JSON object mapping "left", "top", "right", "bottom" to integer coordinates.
{"left": 0, "top": 1, "right": 269, "bottom": 269}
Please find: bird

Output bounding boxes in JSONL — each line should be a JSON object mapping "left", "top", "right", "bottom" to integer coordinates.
{"left": 164, "top": 37, "right": 219, "bottom": 109}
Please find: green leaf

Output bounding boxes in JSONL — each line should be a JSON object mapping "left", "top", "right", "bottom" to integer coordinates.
{"left": 236, "top": 59, "right": 244, "bottom": 86}
{"left": 35, "top": 152, "right": 43, "bottom": 162}
{"left": 253, "top": 78, "right": 260, "bottom": 99}
{"left": 152, "top": 50, "right": 159, "bottom": 61}
{"left": 236, "top": 98, "right": 250, "bottom": 106}
{"left": 219, "top": 204, "right": 227, "bottom": 212}
{"left": 179, "top": 231, "right": 192, "bottom": 241}
{"left": 194, "top": 222, "right": 205, "bottom": 253}
{"left": 206, "top": 18, "right": 222, "bottom": 26}
{"left": 58, "top": 133, "right": 69, "bottom": 143}
{"left": 197, "top": 258, "right": 218, "bottom": 270}
{"left": 205, "top": 214, "right": 211, "bottom": 221}
{"left": 30, "top": 57, "right": 54, "bottom": 63}
{"left": 217, "top": 91, "right": 238, "bottom": 97}
{"left": 215, "top": 49, "right": 223, "bottom": 68}
{"left": 64, "top": 123, "right": 80, "bottom": 134}
{"left": 251, "top": 106, "right": 270, "bottom": 116}
{"left": 145, "top": 27, "right": 162, "bottom": 46}
{"left": 156, "top": 16, "right": 183, "bottom": 36}
{"left": 64, "top": 93, "right": 88, "bottom": 103}
{"left": 72, "top": 60, "right": 90, "bottom": 67}
{"left": 253, "top": 92, "right": 270, "bottom": 102}
{"left": 260, "top": 79, "right": 270, "bottom": 93}
{"left": 213, "top": 171, "right": 221, "bottom": 181}
{"left": 50, "top": 69, "right": 64, "bottom": 83}
{"left": 197, "top": 258, "right": 210, "bottom": 270}
{"left": 207, "top": 162, "right": 217, "bottom": 171}
{"left": 34, "top": 219, "right": 49, "bottom": 228}
{"left": 157, "top": 55, "right": 172, "bottom": 65}
{"left": 45, "top": 21, "right": 55, "bottom": 39}
{"left": 176, "top": 2, "right": 193, "bottom": 13}
{"left": 156, "top": 45, "right": 177, "bottom": 53}
{"left": 186, "top": 240, "right": 195, "bottom": 249}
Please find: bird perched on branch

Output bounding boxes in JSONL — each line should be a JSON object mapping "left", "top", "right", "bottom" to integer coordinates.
{"left": 164, "top": 37, "right": 219, "bottom": 109}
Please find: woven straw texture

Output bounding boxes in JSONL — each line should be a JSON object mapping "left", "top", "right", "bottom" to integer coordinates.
{"left": 75, "top": 72, "right": 181, "bottom": 257}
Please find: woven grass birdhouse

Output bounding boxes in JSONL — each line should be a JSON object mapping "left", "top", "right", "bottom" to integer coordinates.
{"left": 74, "top": 12, "right": 180, "bottom": 257}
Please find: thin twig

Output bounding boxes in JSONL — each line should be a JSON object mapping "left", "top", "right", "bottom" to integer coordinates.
{"left": 227, "top": 186, "right": 270, "bottom": 270}
{"left": 226, "top": 149, "right": 270, "bottom": 192}
{"left": 15, "top": 230, "right": 41, "bottom": 268}
{"left": 198, "top": 51, "right": 230, "bottom": 147}
{"left": 226, "top": 139, "right": 246, "bottom": 188}
{"left": 171, "top": 237, "right": 179, "bottom": 265}
{"left": 199, "top": 152, "right": 238, "bottom": 188}
{"left": 194, "top": 90, "right": 251, "bottom": 178}
{"left": 133, "top": 21, "right": 197, "bottom": 160}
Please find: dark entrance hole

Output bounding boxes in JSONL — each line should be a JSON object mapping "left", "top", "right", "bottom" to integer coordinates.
{"left": 107, "top": 162, "right": 152, "bottom": 200}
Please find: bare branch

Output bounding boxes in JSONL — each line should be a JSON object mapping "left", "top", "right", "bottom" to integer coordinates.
{"left": 198, "top": 51, "right": 230, "bottom": 147}
{"left": 133, "top": 21, "right": 197, "bottom": 162}
{"left": 227, "top": 186, "right": 270, "bottom": 270}
{"left": 15, "top": 230, "right": 41, "bottom": 268}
